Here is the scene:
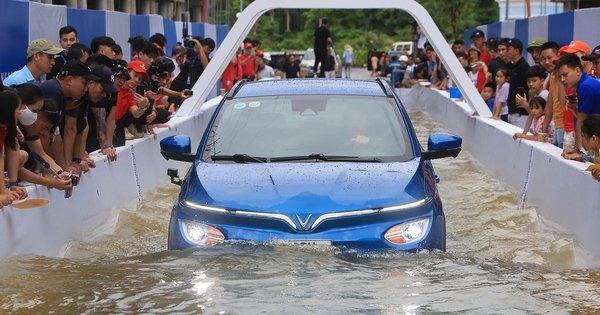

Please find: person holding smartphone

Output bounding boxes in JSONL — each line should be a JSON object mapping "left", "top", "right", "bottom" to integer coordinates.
{"left": 115, "top": 61, "right": 150, "bottom": 141}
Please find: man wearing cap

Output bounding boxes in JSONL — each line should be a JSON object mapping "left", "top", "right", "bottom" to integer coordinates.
{"left": 582, "top": 45, "right": 600, "bottom": 81}
{"left": 4, "top": 38, "right": 64, "bottom": 86}
{"left": 239, "top": 42, "right": 258, "bottom": 81}
{"left": 526, "top": 37, "right": 547, "bottom": 65}
{"left": 84, "top": 65, "right": 119, "bottom": 162}
{"left": 470, "top": 30, "right": 492, "bottom": 66}
{"left": 114, "top": 61, "right": 151, "bottom": 142}
{"left": 504, "top": 38, "right": 531, "bottom": 128}
{"left": 313, "top": 19, "right": 334, "bottom": 77}
{"left": 40, "top": 60, "right": 99, "bottom": 174}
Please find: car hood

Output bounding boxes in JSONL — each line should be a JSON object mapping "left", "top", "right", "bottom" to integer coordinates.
{"left": 184, "top": 161, "right": 428, "bottom": 214}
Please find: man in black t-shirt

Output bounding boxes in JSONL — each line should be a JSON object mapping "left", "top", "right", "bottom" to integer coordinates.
{"left": 502, "top": 38, "right": 530, "bottom": 129}
{"left": 313, "top": 19, "right": 334, "bottom": 77}
{"left": 47, "top": 26, "right": 79, "bottom": 80}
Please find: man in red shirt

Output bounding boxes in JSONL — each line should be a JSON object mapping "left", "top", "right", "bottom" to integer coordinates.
{"left": 239, "top": 42, "right": 258, "bottom": 80}
{"left": 470, "top": 30, "right": 492, "bottom": 66}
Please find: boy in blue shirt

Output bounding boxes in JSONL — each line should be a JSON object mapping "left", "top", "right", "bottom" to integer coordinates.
{"left": 481, "top": 82, "right": 496, "bottom": 113}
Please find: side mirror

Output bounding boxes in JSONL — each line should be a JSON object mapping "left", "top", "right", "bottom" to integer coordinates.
{"left": 420, "top": 133, "right": 462, "bottom": 160}
{"left": 160, "top": 135, "right": 196, "bottom": 162}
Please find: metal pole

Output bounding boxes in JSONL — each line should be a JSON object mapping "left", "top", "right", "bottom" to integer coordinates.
{"left": 505, "top": 0, "right": 509, "bottom": 20}
{"left": 177, "top": 0, "right": 492, "bottom": 118}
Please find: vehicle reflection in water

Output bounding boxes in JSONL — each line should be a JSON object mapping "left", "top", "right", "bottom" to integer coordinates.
{"left": 1, "top": 110, "right": 600, "bottom": 314}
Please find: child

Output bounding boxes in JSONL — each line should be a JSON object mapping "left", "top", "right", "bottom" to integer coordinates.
{"left": 580, "top": 114, "right": 600, "bottom": 181}
{"left": 481, "top": 82, "right": 496, "bottom": 113}
{"left": 516, "top": 65, "right": 549, "bottom": 114}
{"left": 492, "top": 67, "right": 510, "bottom": 122}
{"left": 513, "top": 96, "right": 555, "bottom": 143}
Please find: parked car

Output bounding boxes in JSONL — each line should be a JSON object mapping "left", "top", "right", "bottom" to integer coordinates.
{"left": 160, "top": 78, "right": 461, "bottom": 252}
{"left": 388, "top": 41, "right": 414, "bottom": 57}
{"left": 266, "top": 51, "right": 304, "bottom": 73}
{"left": 299, "top": 48, "right": 342, "bottom": 78}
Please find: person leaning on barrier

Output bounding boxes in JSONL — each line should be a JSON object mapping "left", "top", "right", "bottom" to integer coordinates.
{"left": 580, "top": 114, "right": 600, "bottom": 181}
{"left": 40, "top": 60, "right": 99, "bottom": 176}
{"left": 556, "top": 54, "right": 600, "bottom": 162}
{"left": 15, "top": 97, "right": 73, "bottom": 191}
{"left": 0, "top": 89, "right": 26, "bottom": 207}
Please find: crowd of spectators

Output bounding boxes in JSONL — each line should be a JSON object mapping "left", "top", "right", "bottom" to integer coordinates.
{"left": 0, "top": 26, "right": 216, "bottom": 207}
{"left": 374, "top": 29, "right": 600, "bottom": 180}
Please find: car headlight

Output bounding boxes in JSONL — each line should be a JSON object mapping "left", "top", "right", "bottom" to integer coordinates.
{"left": 181, "top": 219, "right": 225, "bottom": 246}
{"left": 384, "top": 217, "right": 430, "bottom": 244}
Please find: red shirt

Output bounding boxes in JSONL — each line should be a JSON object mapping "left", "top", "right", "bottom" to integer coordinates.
{"left": 564, "top": 87, "right": 576, "bottom": 133}
{"left": 0, "top": 125, "right": 6, "bottom": 155}
{"left": 239, "top": 54, "right": 258, "bottom": 77}
{"left": 480, "top": 49, "right": 492, "bottom": 66}
{"left": 115, "top": 86, "right": 136, "bottom": 122}
{"left": 222, "top": 56, "right": 240, "bottom": 92}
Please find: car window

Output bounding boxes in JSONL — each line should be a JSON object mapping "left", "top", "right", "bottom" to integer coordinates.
{"left": 203, "top": 95, "right": 414, "bottom": 162}
{"left": 304, "top": 51, "right": 315, "bottom": 60}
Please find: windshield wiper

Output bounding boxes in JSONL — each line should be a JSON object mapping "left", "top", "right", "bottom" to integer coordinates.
{"left": 270, "top": 154, "right": 382, "bottom": 163}
{"left": 211, "top": 154, "right": 268, "bottom": 163}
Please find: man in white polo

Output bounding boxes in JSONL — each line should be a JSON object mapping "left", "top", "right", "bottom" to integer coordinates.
{"left": 3, "top": 38, "right": 64, "bottom": 86}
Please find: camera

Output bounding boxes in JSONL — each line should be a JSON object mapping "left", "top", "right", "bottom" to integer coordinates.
{"left": 147, "top": 58, "right": 175, "bottom": 78}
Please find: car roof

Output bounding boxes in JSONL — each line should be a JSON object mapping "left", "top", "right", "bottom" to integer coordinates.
{"left": 233, "top": 79, "right": 388, "bottom": 98}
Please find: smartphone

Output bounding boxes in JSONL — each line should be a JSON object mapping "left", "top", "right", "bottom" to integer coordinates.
{"left": 135, "top": 84, "right": 146, "bottom": 95}
{"left": 565, "top": 94, "right": 578, "bottom": 101}
{"left": 184, "top": 90, "right": 193, "bottom": 96}
{"left": 516, "top": 87, "right": 526, "bottom": 97}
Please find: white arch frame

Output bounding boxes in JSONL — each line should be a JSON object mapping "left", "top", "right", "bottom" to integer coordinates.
{"left": 177, "top": 0, "right": 490, "bottom": 117}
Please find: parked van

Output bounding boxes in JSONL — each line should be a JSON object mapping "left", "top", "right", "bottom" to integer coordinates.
{"left": 388, "top": 41, "right": 413, "bottom": 56}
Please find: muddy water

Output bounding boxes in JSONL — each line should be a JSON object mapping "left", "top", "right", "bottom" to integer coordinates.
{"left": 1, "top": 110, "right": 600, "bottom": 314}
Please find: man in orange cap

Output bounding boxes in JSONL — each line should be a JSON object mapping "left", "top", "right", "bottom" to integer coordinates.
{"left": 561, "top": 40, "right": 592, "bottom": 74}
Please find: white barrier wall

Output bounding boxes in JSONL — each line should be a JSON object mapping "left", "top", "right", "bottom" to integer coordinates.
{"left": 0, "top": 99, "right": 220, "bottom": 260}
{"left": 399, "top": 87, "right": 600, "bottom": 259}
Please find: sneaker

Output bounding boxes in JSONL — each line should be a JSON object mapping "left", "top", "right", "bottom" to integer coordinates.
{"left": 127, "top": 125, "right": 144, "bottom": 138}
{"left": 124, "top": 127, "right": 134, "bottom": 140}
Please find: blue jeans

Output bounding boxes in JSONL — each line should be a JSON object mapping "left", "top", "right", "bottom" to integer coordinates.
{"left": 553, "top": 127, "right": 564, "bottom": 148}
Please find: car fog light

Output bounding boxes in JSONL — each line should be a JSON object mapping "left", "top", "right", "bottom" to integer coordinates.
{"left": 384, "top": 218, "right": 430, "bottom": 244}
{"left": 181, "top": 220, "right": 225, "bottom": 246}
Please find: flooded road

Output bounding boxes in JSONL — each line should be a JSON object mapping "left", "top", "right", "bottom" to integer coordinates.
{"left": 2, "top": 110, "right": 600, "bottom": 314}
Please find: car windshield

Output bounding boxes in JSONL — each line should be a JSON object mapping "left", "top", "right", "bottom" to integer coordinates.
{"left": 202, "top": 95, "right": 414, "bottom": 163}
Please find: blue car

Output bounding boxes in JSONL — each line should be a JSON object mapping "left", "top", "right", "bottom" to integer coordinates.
{"left": 160, "top": 78, "right": 461, "bottom": 252}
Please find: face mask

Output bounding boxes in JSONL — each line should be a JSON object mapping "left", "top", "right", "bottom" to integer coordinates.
{"left": 19, "top": 106, "right": 38, "bottom": 126}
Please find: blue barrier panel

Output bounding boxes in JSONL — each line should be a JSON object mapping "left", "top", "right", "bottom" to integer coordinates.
{"left": 0, "top": 0, "right": 29, "bottom": 76}
{"left": 216, "top": 25, "right": 229, "bottom": 50}
{"left": 487, "top": 21, "right": 502, "bottom": 40}
{"left": 130, "top": 14, "right": 151, "bottom": 40}
{"left": 192, "top": 23, "right": 205, "bottom": 39}
{"left": 514, "top": 18, "right": 528, "bottom": 50}
{"left": 548, "top": 11, "right": 574, "bottom": 46}
{"left": 163, "top": 17, "right": 178, "bottom": 56}
{"left": 67, "top": 8, "right": 106, "bottom": 49}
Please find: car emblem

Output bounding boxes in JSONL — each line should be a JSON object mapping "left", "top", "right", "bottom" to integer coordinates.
{"left": 295, "top": 214, "right": 312, "bottom": 231}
